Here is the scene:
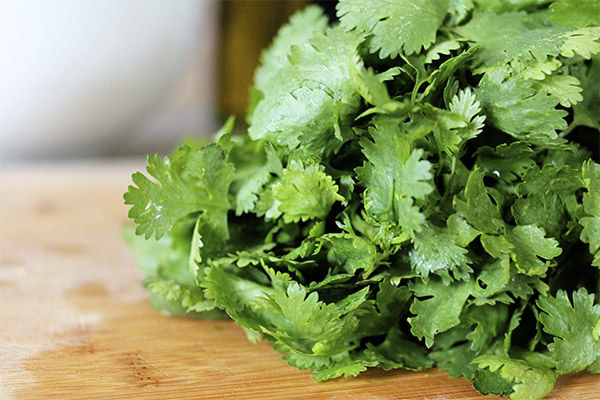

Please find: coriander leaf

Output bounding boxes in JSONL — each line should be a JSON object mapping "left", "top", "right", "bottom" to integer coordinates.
{"left": 560, "top": 27, "right": 600, "bottom": 59}
{"left": 463, "top": 304, "right": 510, "bottom": 353}
{"left": 408, "top": 278, "right": 473, "bottom": 347}
{"left": 454, "top": 167, "right": 504, "bottom": 235}
{"left": 580, "top": 160, "right": 600, "bottom": 266}
{"left": 354, "top": 278, "right": 413, "bottom": 338}
{"left": 252, "top": 5, "right": 328, "bottom": 95}
{"left": 456, "top": 10, "right": 570, "bottom": 70}
{"left": 430, "top": 88, "right": 485, "bottom": 155}
{"left": 337, "top": 0, "right": 450, "bottom": 57}
{"left": 446, "top": 213, "right": 480, "bottom": 247}
{"left": 517, "top": 164, "right": 585, "bottom": 198}
{"left": 145, "top": 278, "right": 216, "bottom": 314}
{"left": 320, "top": 233, "right": 381, "bottom": 277}
{"left": 311, "top": 354, "right": 377, "bottom": 382}
{"left": 516, "top": 58, "right": 562, "bottom": 81}
{"left": 472, "top": 0, "right": 553, "bottom": 12}
{"left": 507, "top": 225, "right": 562, "bottom": 276}
{"left": 532, "top": 75, "right": 583, "bottom": 108}
{"left": 356, "top": 118, "right": 434, "bottom": 235}
{"left": 409, "top": 223, "right": 472, "bottom": 282}
{"left": 233, "top": 144, "right": 283, "bottom": 215}
{"left": 473, "top": 367, "right": 515, "bottom": 396}
{"left": 549, "top": 0, "right": 600, "bottom": 27}
{"left": 430, "top": 340, "right": 479, "bottom": 379}
{"left": 425, "top": 39, "right": 463, "bottom": 64}
{"left": 475, "top": 71, "right": 568, "bottom": 142}
{"left": 475, "top": 142, "right": 536, "bottom": 184}
{"left": 365, "top": 326, "right": 434, "bottom": 371}
{"left": 572, "top": 57, "right": 600, "bottom": 130}
{"left": 249, "top": 26, "right": 362, "bottom": 157}
{"left": 448, "top": 0, "right": 474, "bottom": 24}
{"left": 124, "top": 144, "right": 234, "bottom": 239}
{"left": 202, "top": 265, "right": 275, "bottom": 335}
{"left": 273, "top": 159, "right": 344, "bottom": 223}
{"left": 512, "top": 195, "right": 568, "bottom": 241}
{"left": 473, "top": 355, "right": 558, "bottom": 400}
{"left": 537, "top": 288, "right": 600, "bottom": 373}
{"left": 258, "top": 282, "right": 346, "bottom": 342}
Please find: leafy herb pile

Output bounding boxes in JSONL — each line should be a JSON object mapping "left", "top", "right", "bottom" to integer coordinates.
{"left": 124, "top": 1, "right": 600, "bottom": 398}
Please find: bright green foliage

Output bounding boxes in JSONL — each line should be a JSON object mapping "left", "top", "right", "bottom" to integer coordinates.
{"left": 580, "top": 160, "right": 600, "bottom": 266}
{"left": 125, "top": 2, "right": 600, "bottom": 399}
{"left": 458, "top": 11, "right": 567, "bottom": 67}
{"left": 249, "top": 26, "right": 362, "bottom": 157}
{"left": 573, "top": 58, "right": 600, "bottom": 130}
{"left": 273, "top": 159, "right": 344, "bottom": 223}
{"left": 409, "top": 279, "right": 473, "bottom": 347}
{"left": 252, "top": 6, "right": 328, "bottom": 96}
{"left": 507, "top": 225, "right": 562, "bottom": 275}
{"left": 356, "top": 118, "right": 433, "bottom": 234}
{"left": 410, "top": 224, "right": 472, "bottom": 281}
{"left": 475, "top": 72, "right": 568, "bottom": 142}
{"left": 473, "top": 355, "right": 558, "bottom": 400}
{"left": 533, "top": 75, "right": 583, "bottom": 108}
{"left": 549, "top": 0, "right": 600, "bottom": 27}
{"left": 337, "top": 0, "right": 449, "bottom": 57}
{"left": 320, "top": 233, "right": 380, "bottom": 277}
{"left": 124, "top": 144, "right": 234, "bottom": 239}
{"left": 475, "top": 142, "right": 535, "bottom": 183}
{"left": 537, "top": 288, "right": 600, "bottom": 373}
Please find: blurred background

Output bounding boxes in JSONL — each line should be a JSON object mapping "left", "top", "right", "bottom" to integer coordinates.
{"left": 0, "top": 0, "right": 337, "bottom": 165}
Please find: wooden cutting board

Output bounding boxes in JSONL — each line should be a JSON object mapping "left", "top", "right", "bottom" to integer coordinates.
{"left": 1, "top": 160, "right": 598, "bottom": 399}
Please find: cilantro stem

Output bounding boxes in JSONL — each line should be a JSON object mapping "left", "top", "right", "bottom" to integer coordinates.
{"left": 558, "top": 120, "right": 579, "bottom": 138}
{"left": 439, "top": 153, "right": 458, "bottom": 207}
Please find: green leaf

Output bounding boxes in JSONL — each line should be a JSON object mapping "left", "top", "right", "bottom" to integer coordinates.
{"left": 337, "top": 0, "right": 450, "bottom": 57}
{"left": 252, "top": 6, "right": 328, "bottom": 94}
{"left": 408, "top": 278, "right": 473, "bottom": 347}
{"left": 273, "top": 159, "right": 344, "bottom": 223}
{"left": 580, "top": 160, "right": 600, "bottom": 266}
{"left": 259, "top": 282, "right": 346, "bottom": 342}
{"left": 463, "top": 304, "right": 510, "bottom": 353}
{"left": 560, "top": 27, "right": 600, "bottom": 59}
{"left": 233, "top": 144, "right": 283, "bottom": 215}
{"left": 249, "top": 26, "right": 362, "bottom": 157}
{"left": 124, "top": 144, "right": 234, "bottom": 239}
{"left": 454, "top": 167, "right": 504, "bottom": 235}
{"left": 365, "top": 326, "right": 434, "bottom": 371}
{"left": 145, "top": 278, "right": 215, "bottom": 313}
{"left": 475, "top": 71, "right": 568, "bottom": 142}
{"left": 549, "top": 0, "right": 600, "bottom": 27}
{"left": 532, "top": 75, "right": 583, "bottom": 108}
{"left": 428, "top": 88, "right": 486, "bottom": 155}
{"left": 356, "top": 118, "right": 434, "bottom": 234}
{"left": 473, "top": 367, "right": 515, "bottom": 396}
{"left": 311, "top": 354, "right": 376, "bottom": 382}
{"left": 572, "top": 57, "right": 600, "bottom": 130}
{"left": 473, "top": 355, "right": 558, "bottom": 400}
{"left": 409, "top": 223, "right": 472, "bottom": 282}
{"left": 475, "top": 141, "right": 536, "bottom": 184}
{"left": 507, "top": 225, "right": 562, "bottom": 276}
{"left": 457, "top": 10, "right": 570, "bottom": 69}
{"left": 538, "top": 288, "right": 600, "bottom": 373}
{"left": 425, "top": 39, "right": 463, "bottom": 64}
{"left": 320, "top": 233, "right": 381, "bottom": 277}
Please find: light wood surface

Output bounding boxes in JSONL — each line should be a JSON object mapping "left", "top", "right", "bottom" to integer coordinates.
{"left": 1, "top": 160, "right": 598, "bottom": 399}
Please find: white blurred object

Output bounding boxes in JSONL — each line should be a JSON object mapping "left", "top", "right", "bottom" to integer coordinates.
{"left": 0, "top": 0, "right": 218, "bottom": 163}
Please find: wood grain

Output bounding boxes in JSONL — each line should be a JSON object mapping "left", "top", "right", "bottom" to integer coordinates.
{"left": 1, "top": 160, "right": 598, "bottom": 399}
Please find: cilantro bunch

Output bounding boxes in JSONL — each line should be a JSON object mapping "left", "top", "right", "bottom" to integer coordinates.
{"left": 124, "top": 1, "right": 600, "bottom": 398}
